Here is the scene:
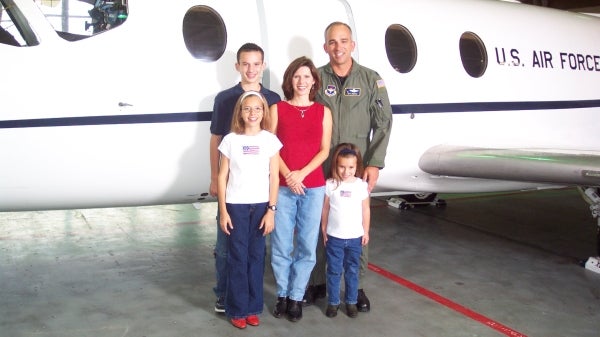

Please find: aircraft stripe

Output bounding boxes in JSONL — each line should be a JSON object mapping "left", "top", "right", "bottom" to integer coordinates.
{"left": 0, "top": 112, "right": 213, "bottom": 129}
{"left": 2, "top": 99, "right": 600, "bottom": 129}
{"left": 369, "top": 263, "right": 528, "bottom": 337}
{"left": 393, "top": 99, "right": 600, "bottom": 113}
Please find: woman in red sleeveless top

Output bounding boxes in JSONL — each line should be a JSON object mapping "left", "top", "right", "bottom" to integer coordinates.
{"left": 269, "top": 56, "right": 332, "bottom": 322}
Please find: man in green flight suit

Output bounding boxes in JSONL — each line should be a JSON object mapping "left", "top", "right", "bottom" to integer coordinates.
{"left": 306, "top": 21, "right": 393, "bottom": 313}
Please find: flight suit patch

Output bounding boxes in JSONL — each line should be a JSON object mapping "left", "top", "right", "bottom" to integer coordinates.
{"left": 345, "top": 88, "right": 361, "bottom": 96}
{"left": 325, "top": 85, "right": 337, "bottom": 97}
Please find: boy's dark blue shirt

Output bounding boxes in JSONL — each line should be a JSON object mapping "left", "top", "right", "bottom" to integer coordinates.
{"left": 210, "top": 83, "right": 281, "bottom": 136}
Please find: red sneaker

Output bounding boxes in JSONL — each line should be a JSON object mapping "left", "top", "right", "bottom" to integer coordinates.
{"left": 246, "top": 315, "right": 260, "bottom": 326}
{"left": 230, "top": 318, "right": 247, "bottom": 329}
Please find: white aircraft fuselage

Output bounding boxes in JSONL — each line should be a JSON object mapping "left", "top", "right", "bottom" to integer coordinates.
{"left": 2, "top": 0, "right": 600, "bottom": 211}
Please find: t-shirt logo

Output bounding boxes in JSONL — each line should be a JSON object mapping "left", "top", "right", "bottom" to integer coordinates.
{"left": 243, "top": 145, "right": 260, "bottom": 155}
{"left": 325, "top": 85, "right": 337, "bottom": 97}
{"left": 340, "top": 190, "right": 352, "bottom": 197}
{"left": 344, "top": 88, "right": 361, "bottom": 96}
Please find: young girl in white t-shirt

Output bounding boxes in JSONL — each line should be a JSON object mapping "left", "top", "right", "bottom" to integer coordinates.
{"left": 217, "top": 91, "right": 282, "bottom": 329}
{"left": 321, "top": 143, "right": 370, "bottom": 319}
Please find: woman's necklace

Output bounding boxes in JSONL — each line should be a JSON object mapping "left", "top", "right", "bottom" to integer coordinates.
{"left": 289, "top": 102, "right": 312, "bottom": 118}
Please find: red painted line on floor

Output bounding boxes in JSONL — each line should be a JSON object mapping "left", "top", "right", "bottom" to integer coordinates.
{"left": 369, "top": 263, "right": 528, "bottom": 337}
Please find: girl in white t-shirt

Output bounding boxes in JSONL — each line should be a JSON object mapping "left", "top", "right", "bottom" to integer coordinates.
{"left": 321, "top": 143, "right": 370, "bottom": 319}
{"left": 217, "top": 91, "right": 282, "bottom": 329}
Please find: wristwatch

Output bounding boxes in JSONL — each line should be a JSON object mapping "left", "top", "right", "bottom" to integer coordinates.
{"left": 267, "top": 204, "right": 277, "bottom": 211}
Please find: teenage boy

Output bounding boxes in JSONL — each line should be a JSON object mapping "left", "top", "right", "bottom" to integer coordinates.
{"left": 209, "top": 43, "right": 281, "bottom": 312}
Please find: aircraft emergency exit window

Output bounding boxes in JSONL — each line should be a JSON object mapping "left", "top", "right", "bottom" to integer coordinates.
{"left": 182, "top": 6, "right": 226, "bottom": 61}
{"left": 34, "top": 0, "right": 128, "bottom": 41}
{"left": 459, "top": 32, "right": 487, "bottom": 78}
{"left": 385, "top": 24, "right": 417, "bottom": 73}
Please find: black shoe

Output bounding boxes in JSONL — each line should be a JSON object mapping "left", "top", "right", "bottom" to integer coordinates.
{"left": 286, "top": 300, "right": 302, "bottom": 322}
{"left": 273, "top": 297, "right": 287, "bottom": 318}
{"left": 346, "top": 304, "right": 358, "bottom": 318}
{"left": 325, "top": 304, "right": 339, "bottom": 318}
{"left": 314, "top": 283, "right": 326, "bottom": 299}
{"left": 214, "top": 296, "right": 225, "bottom": 313}
{"left": 302, "top": 285, "right": 315, "bottom": 307}
{"left": 357, "top": 289, "right": 370, "bottom": 312}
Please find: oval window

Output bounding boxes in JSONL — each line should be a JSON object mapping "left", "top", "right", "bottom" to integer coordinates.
{"left": 385, "top": 24, "right": 417, "bottom": 73}
{"left": 182, "top": 6, "right": 226, "bottom": 61}
{"left": 459, "top": 32, "right": 487, "bottom": 78}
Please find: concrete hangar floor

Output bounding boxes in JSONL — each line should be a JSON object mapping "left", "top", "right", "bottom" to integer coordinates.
{"left": 1, "top": 188, "right": 599, "bottom": 337}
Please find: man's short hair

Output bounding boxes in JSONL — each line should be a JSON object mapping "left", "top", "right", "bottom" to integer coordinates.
{"left": 324, "top": 21, "right": 353, "bottom": 41}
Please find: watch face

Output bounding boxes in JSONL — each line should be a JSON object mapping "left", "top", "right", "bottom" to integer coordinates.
{"left": 269, "top": 205, "right": 277, "bottom": 211}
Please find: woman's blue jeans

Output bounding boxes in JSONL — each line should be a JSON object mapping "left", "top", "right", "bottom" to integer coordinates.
{"left": 271, "top": 186, "right": 325, "bottom": 301}
{"left": 225, "top": 202, "right": 267, "bottom": 319}
{"left": 326, "top": 235, "right": 362, "bottom": 305}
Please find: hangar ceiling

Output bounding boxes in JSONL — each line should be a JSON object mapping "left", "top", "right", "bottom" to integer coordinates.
{"left": 518, "top": 0, "right": 600, "bottom": 13}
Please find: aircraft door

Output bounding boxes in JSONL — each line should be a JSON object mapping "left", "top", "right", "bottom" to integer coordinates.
{"left": 258, "top": 0, "right": 356, "bottom": 92}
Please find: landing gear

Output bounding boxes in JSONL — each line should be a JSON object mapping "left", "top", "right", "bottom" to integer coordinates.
{"left": 577, "top": 186, "right": 600, "bottom": 273}
{"left": 386, "top": 193, "right": 446, "bottom": 210}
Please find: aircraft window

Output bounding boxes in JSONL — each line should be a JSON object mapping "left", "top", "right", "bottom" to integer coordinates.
{"left": 459, "top": 31, "right": 487, "bottom": 78}
{"left": 182, "top": 6, "right": 226, "bottom": 61}
{"left": 34, "top": 0, "right": 128, "bottom": 41}
{"left": 384, "top": 24, "right": 417, "bottom": 73}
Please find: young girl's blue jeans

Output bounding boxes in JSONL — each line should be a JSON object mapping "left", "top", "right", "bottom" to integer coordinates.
{"left": 225, "top": 202, "right": 267, "bottom": 319}
{"left": 325, "top": 235, "right": 362, "bottom": 305}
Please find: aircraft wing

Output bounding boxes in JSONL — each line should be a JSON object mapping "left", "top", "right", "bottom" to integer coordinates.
{"left": 419, "top": 145, "right": 600, "bottom": 186}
